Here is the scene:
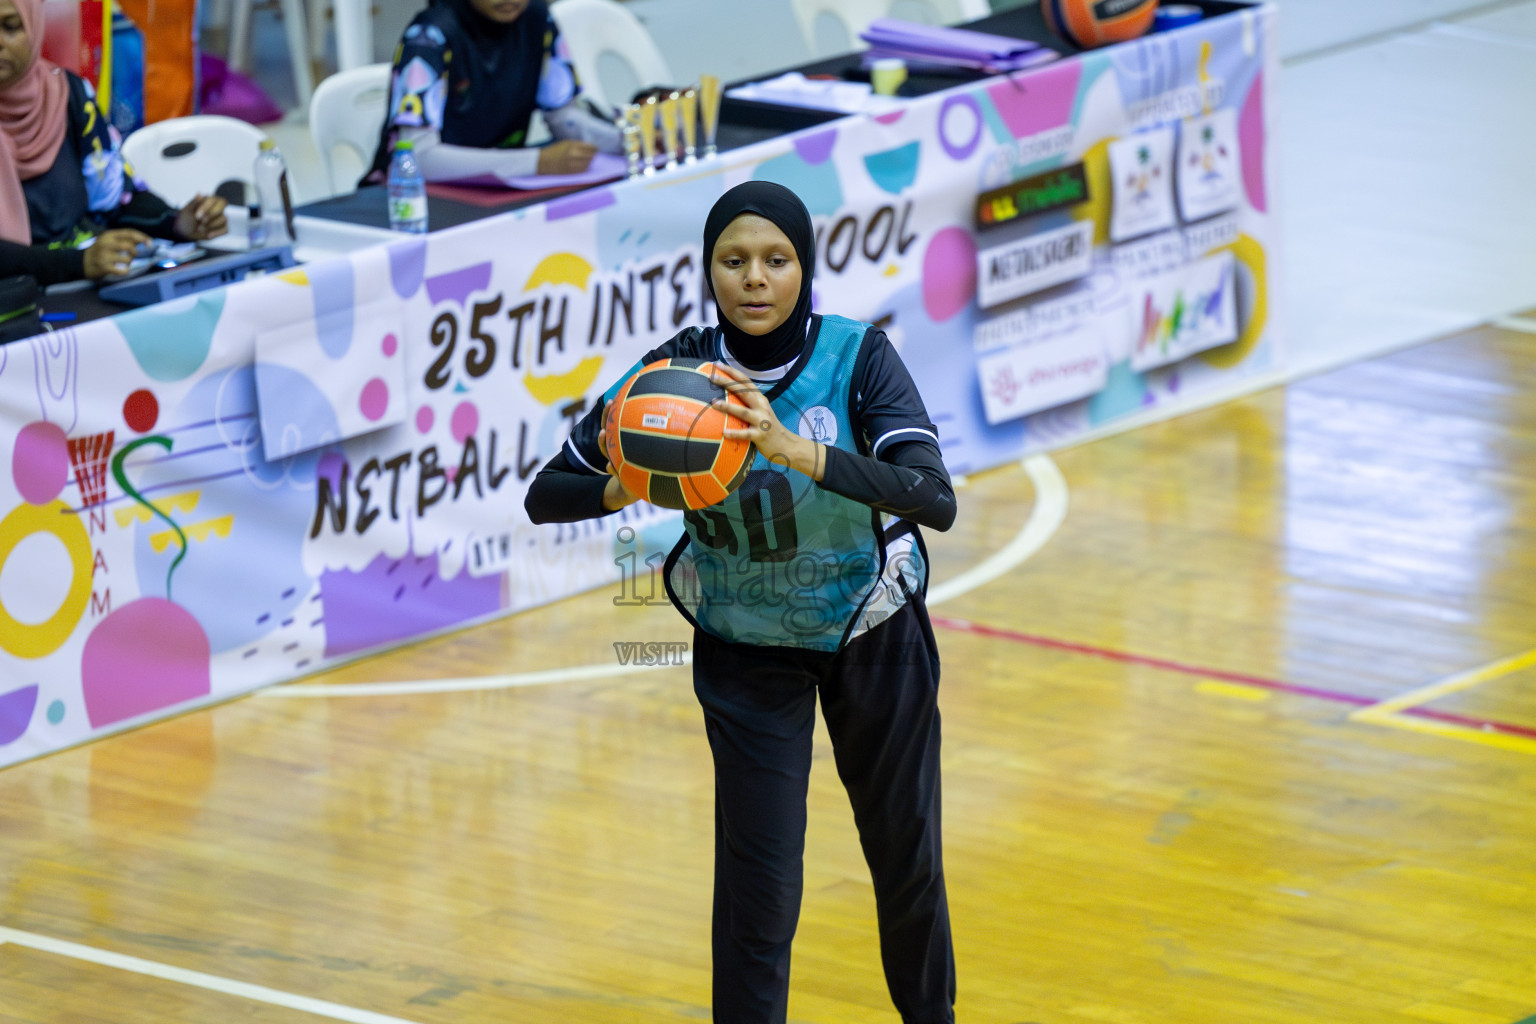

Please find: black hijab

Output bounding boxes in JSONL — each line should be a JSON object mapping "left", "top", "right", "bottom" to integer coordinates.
{"left": 364, "top": 0, "right": 550, "bottom": 182}
{"left": 436, "top": 0, "right": 549, "bottom": 147}
{"left": 703, "top": 181, "right": 817, "bottom": 372}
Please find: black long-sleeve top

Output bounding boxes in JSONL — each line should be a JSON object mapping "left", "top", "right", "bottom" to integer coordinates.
{"left": 524, "top": 318, "right": 956, "bottom": 533}
{"left": 5, "top": 72, "right": 180, "bottom": 287}
{"left": 0, "top": 239, "right": 83, "bottom": 286}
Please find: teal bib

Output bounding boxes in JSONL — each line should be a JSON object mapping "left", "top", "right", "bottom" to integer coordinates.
{"left": 664, "top": 315, "right": 927, "bottom": 651}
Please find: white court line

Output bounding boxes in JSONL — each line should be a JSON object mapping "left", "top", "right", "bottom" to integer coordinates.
{"left": 1493, "top": 316, "right": 1536, "bottom": 335}
{"left": 927, "top": 454, "right": 1066, "bottom": 608}
{"left": 262, "top": 656, "right": 691, "bottom": 698}
{"left": 265, "top": 453, "right": 1067, "bottom": 699}
{"left": 0, "top": 926, "right": 426, "bottom": 1024}
{"left": 4, "top": 455, "right": 1067, "bottom": 1015}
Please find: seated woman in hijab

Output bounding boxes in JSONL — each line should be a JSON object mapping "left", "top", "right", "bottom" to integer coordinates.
{"left": 363, "top": 0, "right": 623, "bottom": 186}
{"left": 0, "top": 0, "right": 227, "bottom": 286}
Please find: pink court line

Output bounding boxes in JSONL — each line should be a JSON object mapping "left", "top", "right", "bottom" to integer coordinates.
{"left": 931, "top": 615, "right": 1536, "bottom": 741}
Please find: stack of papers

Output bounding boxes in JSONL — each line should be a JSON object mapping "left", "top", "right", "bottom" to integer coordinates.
{"left": 726, "top": 73, "right": 902, "bottom": 115}
{"left": 500, "top": 152, "right": 628, "bottom": 190}
{"left": 441, "top": 152, "right": 629, "bottom": 192}
{"left": 859, "top": 18, "right": 1059, "bottom": 73}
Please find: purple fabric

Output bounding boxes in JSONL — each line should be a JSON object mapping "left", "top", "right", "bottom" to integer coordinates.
{"left": 859, "top": 18, "right": 1058, "bottom": 71}
{"left": 860, "top": 46, "right": 1059, "bottom": 73}
{"left": 320, "top": 552, "right": 503, "bottom": 659}
{"left": 861, "top": 18, "right": 1044, "bottom": 58}
{"left": 198, "top": 53, "right": 283, "bottom": 125}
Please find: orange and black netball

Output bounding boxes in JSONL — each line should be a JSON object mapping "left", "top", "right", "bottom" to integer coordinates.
{"left": 602, "top": 358, "right": 753, "bottom": 511}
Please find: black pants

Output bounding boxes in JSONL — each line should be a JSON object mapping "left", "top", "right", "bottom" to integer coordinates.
{"left": 692, "top": 598, "right": 955, "bottom": 1024}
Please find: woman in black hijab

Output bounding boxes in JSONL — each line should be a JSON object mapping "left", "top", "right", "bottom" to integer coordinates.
{"left": 363, "top": 0, "right": 621, "bottom": 186}
{"left": 526, "top": 181, "right": 958, "bottom": 1024}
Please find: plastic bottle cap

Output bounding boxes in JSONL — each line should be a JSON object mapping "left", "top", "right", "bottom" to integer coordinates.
{"left": 395, "top": 139, "right": 415, "bottom": 151}
{"left": 259, "top": 139, "right": 276, "bottom": 150}
{"left": 1154, "top": 5, "right": 1203, "bottom": 31}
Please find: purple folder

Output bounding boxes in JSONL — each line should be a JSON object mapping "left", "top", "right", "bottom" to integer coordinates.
{"left": 859, "top": 18, "right": 1058, "bottom": 72}
{"left": 860, "top": 45, "right": 1059, "bottom": 74}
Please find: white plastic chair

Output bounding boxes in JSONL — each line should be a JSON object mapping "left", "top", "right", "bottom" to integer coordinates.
{"left": 120, "top": 115, "right": 269, "bottom": 209}
{"left": 549, "top": 0, "right": 674, "bottom": 114}
{"left": 224, "top": 0, "right": 316, "bottom": 109}
{"left": 308, "top": 63, "right": 392, "bottom": 195}
{"left": 892, "top": 0, "right": 992, "bottom": 24}
{"left": 310, "top": 0, "right": 374, "bottom": 74}
{"left": 790, "top": 0, "right": 885, "bottom": 57}
{"left": 792, "top": 0, "right": 992, "bottom": 57}
{"left": 210, "top": 0, "right": 371, "bottom": 86}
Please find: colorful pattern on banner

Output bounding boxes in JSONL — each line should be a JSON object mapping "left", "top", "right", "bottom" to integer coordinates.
{"left": 0, "top": 5, "right": 1278, "bottom": 767}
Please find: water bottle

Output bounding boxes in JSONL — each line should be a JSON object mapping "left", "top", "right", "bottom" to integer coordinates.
{"left": 387, "top": 139, "right": 428, "bottom": 234}
{"left": 253, "top": 139, "right": 294, "bottom": 246}
{"left": 246, "top": 180, "right": 266, "bottom": 249}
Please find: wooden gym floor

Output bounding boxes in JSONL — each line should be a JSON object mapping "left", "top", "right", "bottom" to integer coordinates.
{"left": 3, "top": 317, "right": 1535, "bottom": 1024}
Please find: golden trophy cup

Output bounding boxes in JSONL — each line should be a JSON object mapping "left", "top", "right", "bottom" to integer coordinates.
{"left": 659, "top": 91, "right": 681, "bottom": 171}
{"left": 621, "top": 105, "right": 644, "bottom": 179}
{"left": 639, "top": 95, "right": 659, "bottom": 175}
{"left": 698, "top": 74, "right": 722, "bottom": 160}
{"left": 680, "top": 87, "right": 699, "bottom": 163}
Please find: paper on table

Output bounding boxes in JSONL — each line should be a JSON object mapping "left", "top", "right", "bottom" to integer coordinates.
{"left": 726, "top": 73, "right": 902, "bottom": 115}
{"left": 496, "top": 151, "right": 628, "bottom": 190}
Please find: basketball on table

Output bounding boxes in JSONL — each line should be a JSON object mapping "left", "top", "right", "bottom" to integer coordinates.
{"left": 602, "top": 358, "right": 754, "bottom": 510}
{"left": 1042, "top": 0, "right": 1159, "bottom": 49}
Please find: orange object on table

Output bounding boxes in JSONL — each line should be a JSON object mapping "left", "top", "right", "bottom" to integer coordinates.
{"left": 117, "top": 0, "right": 196, "bottom": 121}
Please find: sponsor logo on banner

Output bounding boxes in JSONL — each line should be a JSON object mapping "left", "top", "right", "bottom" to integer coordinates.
{"left": 973, "top": 286, "right": 1097, "bottom": 352}
{"left": 1126, "top": 84, "right": 1224, "bottom": 130}
{"left": 975, "top": 163, "right": 1089, "bottom": 230}
{"left": 976, "top": 322, "right": 1109, "bottom": 424}
{"left": 1177, "top": 108, "right": 1242, "bottom": 222}
{"left": 979, "top": 127, "right": 1075, "bottom": 190}
{"left": 1183, "top": 213, "right": 1239, "bottom": 257}
{"left": 1111, "top": 230, "right": 1186, "bottom": 279}
{"left": 1108, "top": 127, "right": 1176, "bottom": 242}
{"left": 976, "top": 220, "right": 1095, "bottom": 310}
{"left": 1130, "top": 250, "right": 1239, "bottom": 372}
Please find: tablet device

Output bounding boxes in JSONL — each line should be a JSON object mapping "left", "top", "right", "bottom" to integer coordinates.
{"left": 103, "top": 240, "right": 208, "bottom": 282}
{"left": 98, "top": 245, "right": 298, "bottom": 307}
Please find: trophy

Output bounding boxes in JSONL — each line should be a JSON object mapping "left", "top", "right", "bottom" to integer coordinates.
{"left": 680, "top": 87, "right": 699, "bottom": 164}
{"left": 698, "top": 74, "right": 722, "bottom": 160}
{"left": 638, "top": 94, "right": 659, "bottom": 175}
{"left": 621, "top": 106, "right": 644, "bottom": 179}
{"left": 659, "top": 91, "right": 681, "bottom": 171}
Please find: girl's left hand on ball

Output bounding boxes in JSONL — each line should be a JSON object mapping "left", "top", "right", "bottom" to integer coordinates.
{"left": 598, "top": 427, "right": 640, "bottom": 511}
{"left": 710, "top": 364, "right": 818, "bottom": 477}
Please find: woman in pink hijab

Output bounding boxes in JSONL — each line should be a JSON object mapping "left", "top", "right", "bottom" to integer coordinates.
{"left": 0, "top": 0, "right": 227, "bottom": 284}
